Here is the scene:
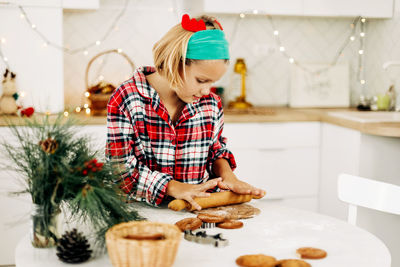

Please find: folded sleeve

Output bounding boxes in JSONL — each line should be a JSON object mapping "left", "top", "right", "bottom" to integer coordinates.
{"left": 106, "top": 96, "right": 173, "bottom": 206}
{"left": 207, "top": 99, "right": 237, "bottom": 177}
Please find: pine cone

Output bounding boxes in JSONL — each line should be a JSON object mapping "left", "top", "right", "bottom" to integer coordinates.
{"left": 56, "top": 229, "right": 92, "bottom": 263}
{"left": 39, "top": 138, "right": 58, "bottom": 154}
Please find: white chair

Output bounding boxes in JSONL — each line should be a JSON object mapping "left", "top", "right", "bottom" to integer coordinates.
{"left": 338, "top": 173, "right": 400, "bottom": 225}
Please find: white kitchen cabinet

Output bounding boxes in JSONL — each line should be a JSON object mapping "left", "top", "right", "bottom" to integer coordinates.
{"left": 224, "top": 122, "right": 320, "bottom": 211}
{"left": 196, "top": 0, "right": 393, "bottom": 18}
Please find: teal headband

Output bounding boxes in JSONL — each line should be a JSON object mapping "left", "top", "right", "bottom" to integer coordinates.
{"left": 186, "top": 30, "right": 230, "bottom": 60}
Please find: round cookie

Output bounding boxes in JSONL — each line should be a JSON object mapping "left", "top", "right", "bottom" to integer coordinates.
{"left": 217, "top": 220, "right": 243, "bottom": 229}
{"left": 296, "top": 247, "right": 327, "bottom": 259}
{"left": 175, "top": 217, "right": 202, "bottom": 232}
{"left": 197, "top": 213, "right": 225, "bottom": 223}
{"left": 235, "top": 254, "right": 277, "bottom": 267}
{"left": 276, "top": 259, "right": 311, "bottom": 267}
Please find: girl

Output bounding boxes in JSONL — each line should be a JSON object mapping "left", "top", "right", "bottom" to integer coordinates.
{"left": 106, "top": 14, "right": 265, "bottom": 210}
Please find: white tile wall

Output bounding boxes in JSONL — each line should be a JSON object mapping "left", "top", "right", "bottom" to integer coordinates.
{"left": 63, "top": 0, "right": 397, "bottom": 108}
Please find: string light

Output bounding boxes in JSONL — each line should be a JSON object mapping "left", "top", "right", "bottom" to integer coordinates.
{"left": 262, "top": 15, "right": 365, "bottom": 77}
{"left": 63, "top": 111, "right": 69, "bottom": 117}
{"left": 85, "top": 108, "right": 91, "bottom": 115}
{"left": 253, "top": 10, "right": 259, "bottom": 15}
{"left": 75, "top": 107, "right": 81, "bottom": 113}
{"left": 84, "top": 92, "right": 90, "bottom": 97}
{"left": 95, "top": 40, "right": 101, "bottom": 46}
{"left": 83, "top": 104, "right": 89, "bottom": 109}
{"left": 240, "top": 13, "right": 245, "bottom": 19}
{"left": 117, "top": 48, "right": 123, "bottom": 53}
{"left": 83, "top": 50, "right": 88, "bottom": 56}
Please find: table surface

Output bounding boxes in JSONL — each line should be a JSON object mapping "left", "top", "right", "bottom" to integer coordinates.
{"left": 15, "top": 200, "right": 391, "bottom": 267}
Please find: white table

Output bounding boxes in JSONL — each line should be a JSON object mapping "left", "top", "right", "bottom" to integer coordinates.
{"left": 16, "top": 200, "right": 391, "bottom": 267}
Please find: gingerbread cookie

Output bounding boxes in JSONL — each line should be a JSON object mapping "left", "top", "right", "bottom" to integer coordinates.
{"left": 175, "top": 217, "right": 202, "bottom": 232}
{"left": 296, "top": 247, "right": 327, "bottom": 259}
{"left": 217, "top": 220, "right": 243, "bottom": 229}
{"left": 276, "top": 259, "right": 311, "bottom": 267}
{"left": 197, "top": 213, "right": 225, "bottom": 223}
{"left": 235, "top": 254, "right": 277, "bottom": 267}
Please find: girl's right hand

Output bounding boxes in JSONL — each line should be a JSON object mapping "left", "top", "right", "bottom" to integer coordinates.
{"left": 166, "top": 178, "right": 222, "bottom": 210}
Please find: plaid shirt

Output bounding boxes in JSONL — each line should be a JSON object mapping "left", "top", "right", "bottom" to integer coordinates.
{"left": 106, "top": 66, "right": 236, "bottom": 207}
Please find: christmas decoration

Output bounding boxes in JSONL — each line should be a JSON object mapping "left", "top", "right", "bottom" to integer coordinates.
{"left": 56, "top": 229, "right": 92, "bottom": 263}
{"left": 1, "top": 115, "right": 143, "bottom": 248}
{"left": 19, "top": 106, "right": 35, "bottom": 117}
{"left": 0, "top": 69, "right": 19, "bottom": 114}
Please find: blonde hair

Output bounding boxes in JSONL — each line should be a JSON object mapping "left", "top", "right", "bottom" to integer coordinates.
{"left": 152, "top": 15, "right": 224, "bottom": 90}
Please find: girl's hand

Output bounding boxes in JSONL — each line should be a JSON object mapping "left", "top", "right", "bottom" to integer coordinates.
{"left": 166, "top": 178, "right": 222, "bottom": 210}
{"left": 218, "top": 173, "right": 266, "bottom": 198}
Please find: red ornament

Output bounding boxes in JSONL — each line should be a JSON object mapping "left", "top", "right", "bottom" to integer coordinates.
{"left": 82, "top": 169, "right": 88, "bottom": 175}
{"left": 20, "top": 107, "right": 35, "bottom": 117}
{"left": 181, "top": 14, "right": 206, "bottom": 32}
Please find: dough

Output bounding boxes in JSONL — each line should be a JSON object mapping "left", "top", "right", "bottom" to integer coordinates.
{"left": 194, "top": 203, "right": 260, "bottom": 220}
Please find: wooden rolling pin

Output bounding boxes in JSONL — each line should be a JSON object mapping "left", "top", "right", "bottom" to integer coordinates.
{"left": 168, "top": 191, "right": 263, "bottom": 211}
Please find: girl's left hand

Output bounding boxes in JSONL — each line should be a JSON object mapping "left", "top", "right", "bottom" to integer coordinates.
{"left": 217, "top": 173, "right": 266, "bottom": 198}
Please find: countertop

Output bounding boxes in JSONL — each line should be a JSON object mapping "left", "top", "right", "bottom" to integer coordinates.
{"left": 1, "top": 107, "right": 400, "bottom": 137}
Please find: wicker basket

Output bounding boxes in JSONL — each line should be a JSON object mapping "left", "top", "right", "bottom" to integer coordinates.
{"left": 85, "top": 49, "right": 135, "bottom": 116}
{"left": 106, "top": 221, "right": 181, "bottom": 267}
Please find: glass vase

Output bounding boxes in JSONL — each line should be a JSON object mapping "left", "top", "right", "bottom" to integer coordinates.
{"left": 30, "top": 204, "right": 61, "bottom": 248}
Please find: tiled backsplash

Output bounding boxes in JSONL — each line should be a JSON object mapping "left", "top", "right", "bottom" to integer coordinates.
{"left": 64, "top": 0, "right": 400, "bottom": 108}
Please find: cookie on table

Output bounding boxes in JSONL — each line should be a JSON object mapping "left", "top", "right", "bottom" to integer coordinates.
{"left": 197, "top": 213, "right": 225, "bottom": 223}
{"left": 175, "top": 217, "right": 202, "bottom": 232}
{"left": 296, "top": 247, "right": 327, "bottom": 259}
{"left": 276, "top": 259, "right": 311, "bottom": 267}
{"left": 217, "top": 219, "right": 243, "bottom": 229}
{"left": 235, "top": 254, "right": 277, "bottom": 267}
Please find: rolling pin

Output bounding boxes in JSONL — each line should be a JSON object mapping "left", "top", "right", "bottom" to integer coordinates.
{"left": 168, "top": 191, "right": 263, "bottom": 211}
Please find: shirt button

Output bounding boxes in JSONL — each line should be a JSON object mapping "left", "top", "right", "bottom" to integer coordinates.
{"left": 168, "top": 167, "right": 174, "bottom": 172}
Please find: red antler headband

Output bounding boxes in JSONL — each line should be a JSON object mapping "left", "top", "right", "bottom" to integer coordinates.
{"left": 181, "top": 14, "right": 223, "bottom": 32}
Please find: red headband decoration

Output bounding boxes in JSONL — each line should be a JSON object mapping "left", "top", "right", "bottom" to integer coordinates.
{"left": 181, "top": 14, "right": 206, "bottom": 32}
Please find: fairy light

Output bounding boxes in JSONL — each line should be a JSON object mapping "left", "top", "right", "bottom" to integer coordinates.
{"left": 361, "top": 18, "right": 366, "bottom": 23}
{"left": 83, "top": 50, "right": 88, "bottom": 56}
{"left": 279, "top": 46, "right": 285, "bottom": 52}
{"left": 239, "top": 13, "right": 245, "bottom": 19}
{"left": 359, "top": 50, "right": 364, "bottom": 54}
{"left": 95, "top": 40, "right": 101, "bottom": 46}
{"left": 85, "top": 108, "right": 91, "bottom": 115}
{"left": 117, "top": 48, "right": 123, "bottom": 53}
{"left": 42, "top": 42, "right": 48, "bottom": 48}
{"left": 98, "top": 75, "right": 104, "bottom": 81}
{"left": 1, "top": 38, "right": 5, "bottom": 44}
{"left": 20, "top": 91, "right": 26, "bottom": 97}
{"left": 75, "top": 107, "right": 81, "bottom": 113}
{"left": 63, "top": 111, "right": 69, "bottom": 117}
{"left": 83, "top": 104, "right": 89, "bottom": 109}
{"left": 360, "top": 79, "right": 366, "bottom": 84}
{"left": 20, "top": 13, "right": 25, "bottom": 19}
{"left": 253, "top": 10, "right": 259, "bottom": 14}
{"left": 289, "top": 58, "right": 294, "bottom": 64}
{"left": 360, "top": 32, "right": 365, "bottom": 37}
{"left": 84, "top": 92, "right": 90, "bottom": 97}
{"left": 350, "top": 36, "right": 355, "bottom": 41}
{"left": 273, "top": 30, "right": 279, "bottom": 36}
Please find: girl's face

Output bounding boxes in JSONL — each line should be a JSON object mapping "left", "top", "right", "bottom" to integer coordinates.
{"left": 176, "top": 60, "right": 228, "bottom": 103}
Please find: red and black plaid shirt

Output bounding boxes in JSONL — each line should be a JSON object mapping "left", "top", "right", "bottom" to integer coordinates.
{"left": 106, "top": 66, "right": 236, "bottom": 206}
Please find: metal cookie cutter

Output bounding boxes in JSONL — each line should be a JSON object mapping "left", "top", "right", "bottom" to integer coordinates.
{"left": 200, "top": 222, "right": 216, "bottom": 229}
{"left": 184, "top": 230, "right": 229, "bottom": 247}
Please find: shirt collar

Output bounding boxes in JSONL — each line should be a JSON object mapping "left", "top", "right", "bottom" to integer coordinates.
{"left": 133, "top": 66, "right": 199, "bottom": 123}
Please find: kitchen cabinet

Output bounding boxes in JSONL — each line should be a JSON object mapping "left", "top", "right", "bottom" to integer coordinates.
{"left": 195, "top": 0, "right": 393, "bottom": 18}
{"left": 223, "top": 122, "right": 320, "bottom": 212}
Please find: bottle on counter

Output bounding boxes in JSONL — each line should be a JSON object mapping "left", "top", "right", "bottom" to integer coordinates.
{"left": 387, "top": 85, "right": 396, "bottom": 111}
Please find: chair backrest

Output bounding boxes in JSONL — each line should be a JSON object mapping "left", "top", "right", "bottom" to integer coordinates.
{"left": 338, "top": 173, "right": 400, "bottom": 225}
